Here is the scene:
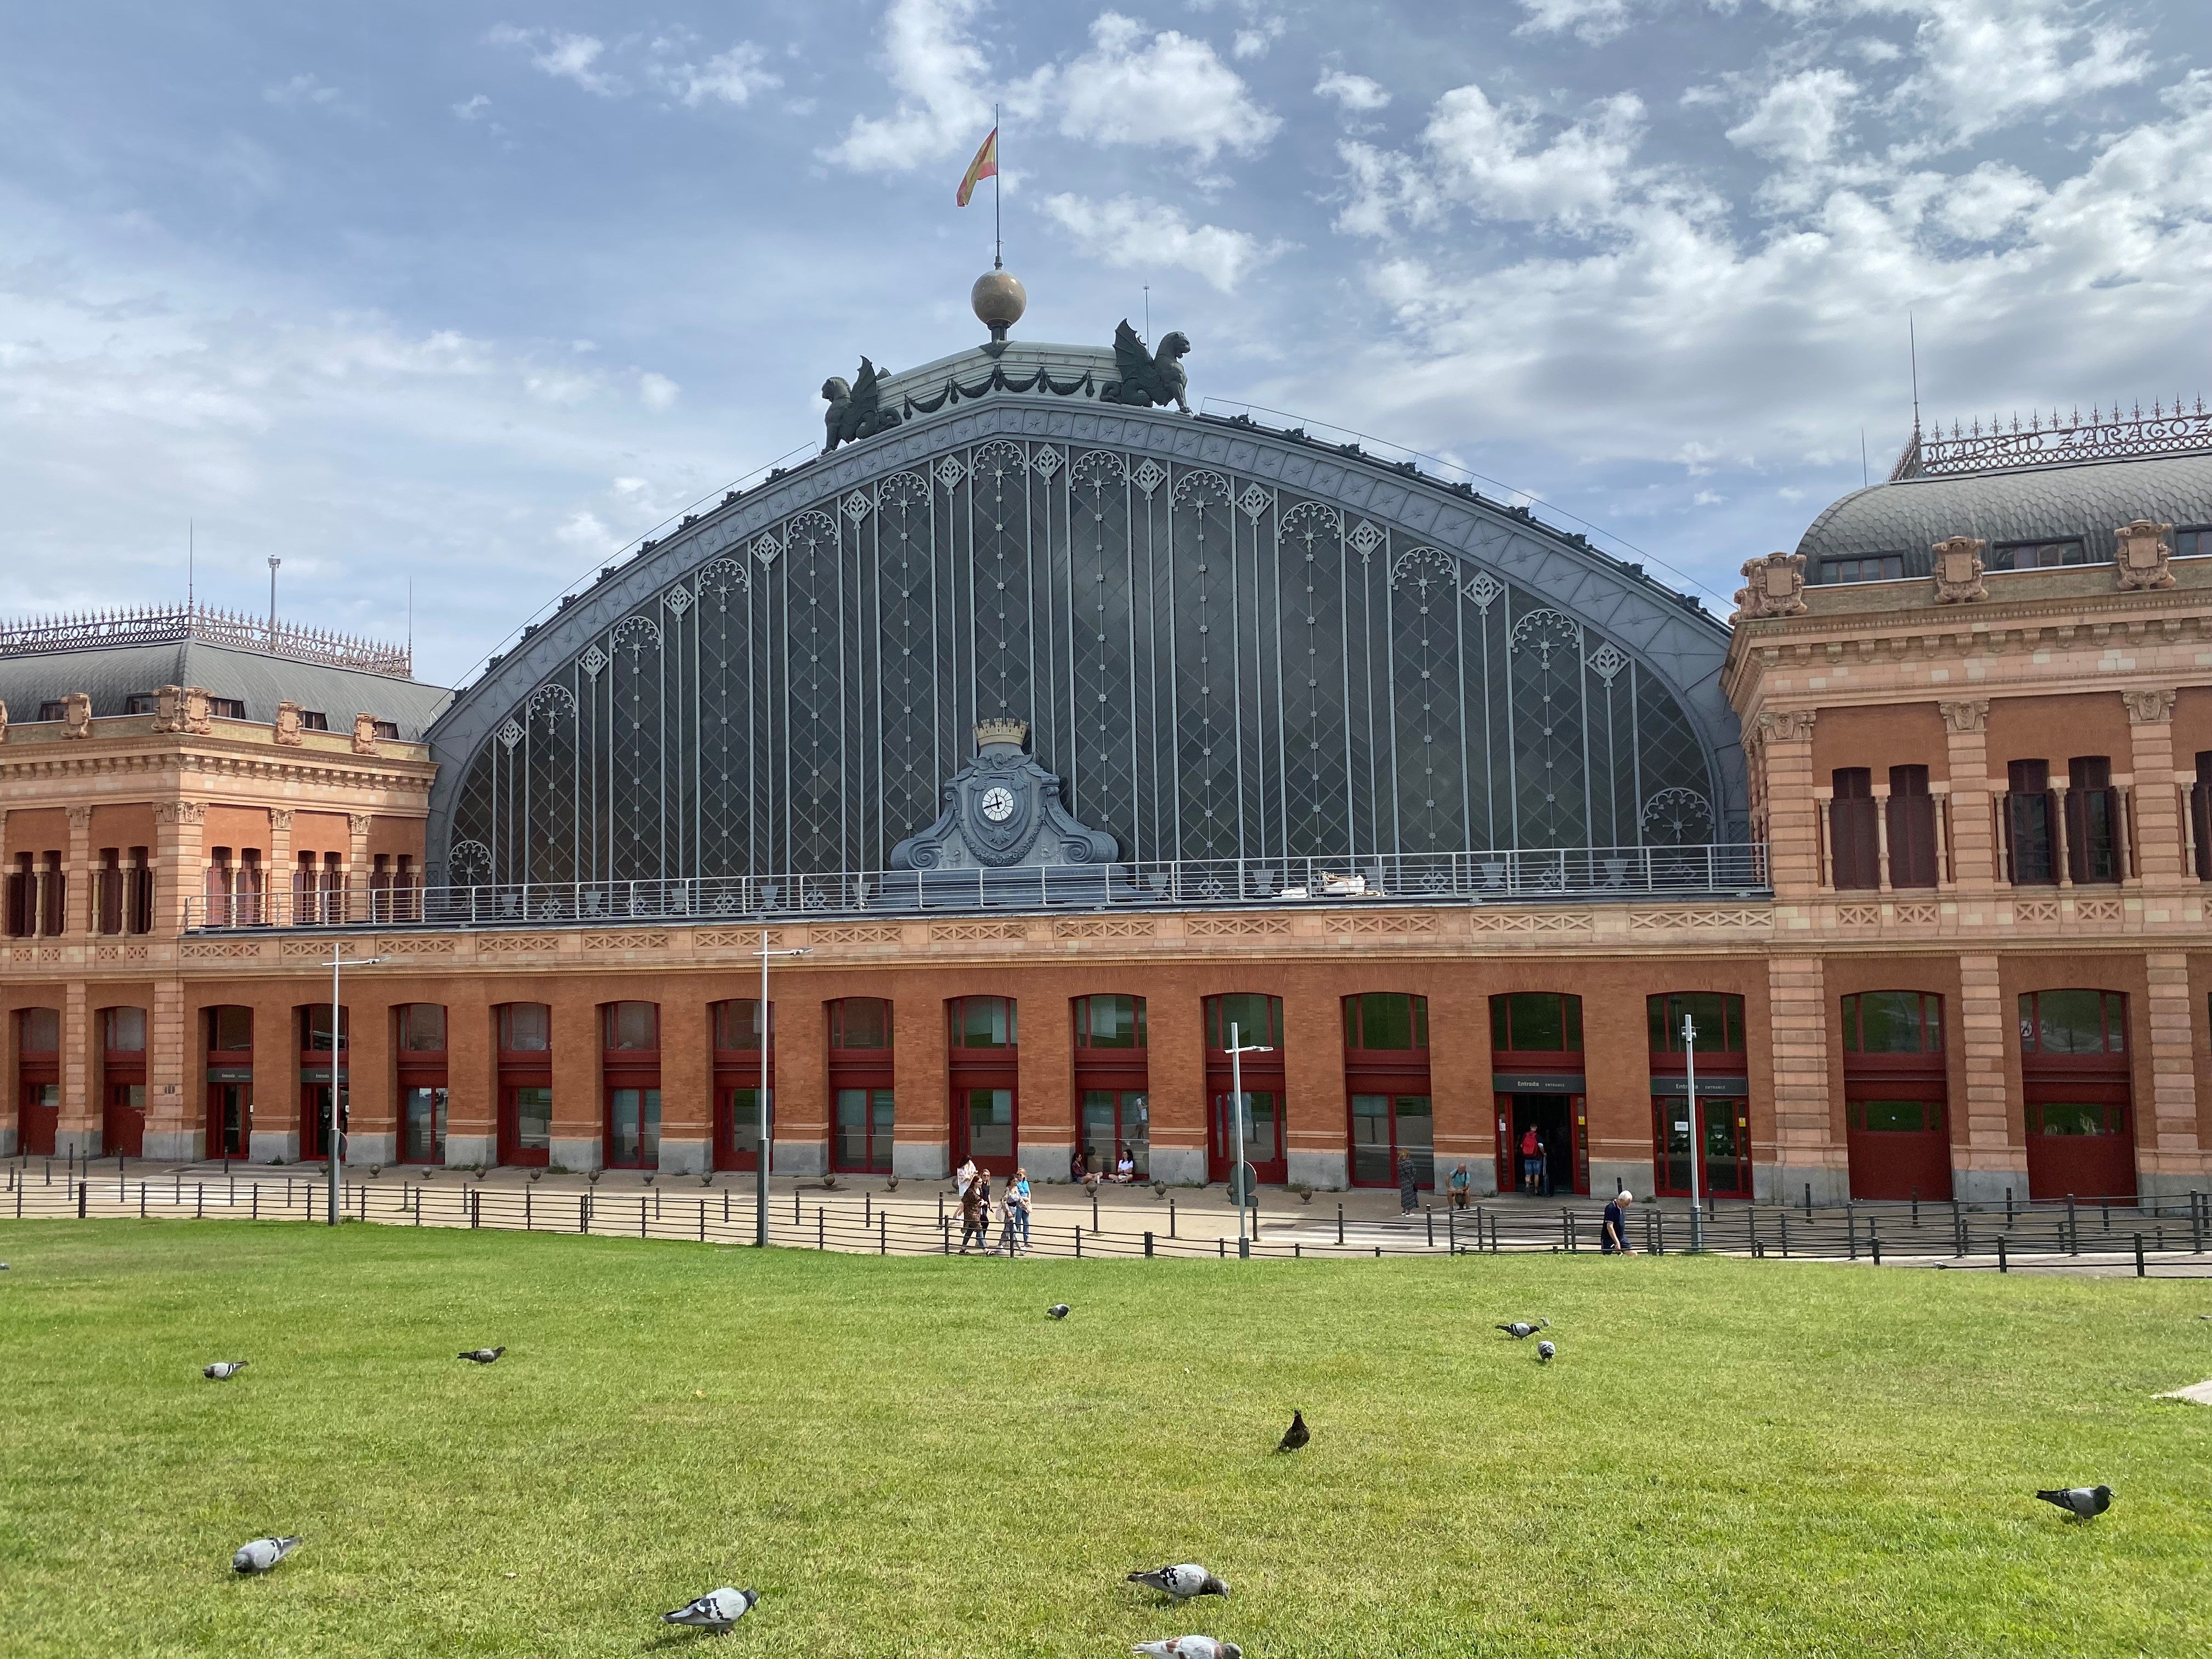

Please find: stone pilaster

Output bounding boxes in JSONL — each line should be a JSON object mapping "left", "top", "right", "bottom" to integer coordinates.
{"left": 59, "top": 979, "right": 95, "bottom": 1156}
{"left": 345, "top": 813, "right": 373, "bottom": 924}
{"left": 891, "top": 991, "right": 949, "bottom": 1182}
{"left": 2140, "top": 951, "right": 2203, "bottom": 1196}
{"left": 2124, "top": 691, "right": 2182, "bottom": 881}
{"left": 65, "top": 805, "right": 92, "bottom": 936}
{"left": 143, "top": 977, "right": 198, "bottom": 1161}
{"left": 267, "top": 810, "right": 295, "bottom": 923}
{"left": 1758, "top": 711, "right": 1820, "bottom": 898}
{"left": 548, "top": 994, "right": 601, "bottom": 1173}
{"left": 1954, "top": 952, "right": 2024, "bottom": 1203}
{"left": 772, "top": 990, "right": 828, "bottom": 1177}
{"left": 658, "top": 995, "right": 712, "bottom": 1176}
{"left": 1765, "top": 954, "right": 1844, "bottom": 1204}
{"left": 152, "top": 802, "right": 208, "bottom": 935}
{"left": 1940, "top": 702, "right": 1994, "bottom": 896}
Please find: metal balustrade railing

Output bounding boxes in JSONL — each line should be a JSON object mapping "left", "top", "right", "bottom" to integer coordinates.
{"left": 8, "top": 1159, "right": 2208, "bottom": 1272}
{"left": 182, "top": 844, "right": 1769, "bottom": 932}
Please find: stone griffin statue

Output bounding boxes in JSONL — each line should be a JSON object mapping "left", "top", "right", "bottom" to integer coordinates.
{"left": 1098, "top": 320, "right": 1191, "bottom": 413}
{"left": 821, "top": 357, "right": 902, "bottom": 452}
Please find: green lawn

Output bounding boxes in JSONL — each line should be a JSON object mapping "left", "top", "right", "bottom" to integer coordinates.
{"left": 1, "top": 1224, "right": 2207, "bottom": 1658}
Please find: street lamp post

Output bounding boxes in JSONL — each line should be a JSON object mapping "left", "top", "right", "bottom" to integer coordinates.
{"left": 1682, "top": 1011, "right": 1705, "bottom": 1254}
{"left": 324, "top": 949, "right": 386, "bottom": 1225}
{"left": 1224, "top": 1020, "right": 1273, "bottom": 1259}
{"left": 752, "top": 932, "right": 811, "bottom": 1246}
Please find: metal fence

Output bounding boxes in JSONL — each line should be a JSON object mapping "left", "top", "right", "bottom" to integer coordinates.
{"left": 7, "top": 1159, "right": 2209, "bottom": 1272}
{"left": 180, "top": 843, "right": 1770, "bottom": 932}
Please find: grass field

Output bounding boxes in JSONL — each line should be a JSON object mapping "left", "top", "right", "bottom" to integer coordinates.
{"left": 1, "top": 1223, "right": 2207, "bottom": 1658}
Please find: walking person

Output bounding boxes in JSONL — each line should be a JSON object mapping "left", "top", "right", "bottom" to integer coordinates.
{"left": 1447, "top": 1161, "right": 1471, "bottom": 1210}
{"left": 957, "top": 1170, "right": 986, "bottom": 1254}
{"left": 1397, "top": 1149, "right": 1420, "bottom": 1214}
{"left": 955, "top": 1156, "right": 978, "bottom": 1203}
{"left": 1519, "top": 1124, "right": 1542, "bottom": 1195}
{"left": 1602, "top": 1188, "right": 1635, "bottom": 1255}
{"left": 997, "top": 1178, "right": 1022, "bottom": 1255}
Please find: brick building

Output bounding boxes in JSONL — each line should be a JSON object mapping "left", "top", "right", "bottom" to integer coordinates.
{"left": 3, "top": 341, "right": 2207, "bottom": 1207}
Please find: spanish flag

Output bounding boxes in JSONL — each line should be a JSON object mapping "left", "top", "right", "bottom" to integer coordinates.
{"left": 957, "top": 127, "right": 998, "bottom": 207}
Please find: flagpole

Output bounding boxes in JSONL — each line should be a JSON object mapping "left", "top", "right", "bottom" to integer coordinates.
{"left": 993, "top": 102, "right": 1002, "bottom": 269}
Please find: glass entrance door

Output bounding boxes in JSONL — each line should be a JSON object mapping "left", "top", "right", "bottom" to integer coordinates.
{"left": 1081, "top": 1090, "right": 1149, "bottom": 1180}
{"left": 1652, "top": 1095, "right": 1753, "bottom": 1200}
{"left": 833, "top": 1087, "right": 892, "bottom": 1173}
{"left": 402, "top": 1085, "right": 447, "bottom": 1164}
{"left": 104, "top": 1081, "right": 146, "bottom": 1159}
{"left": 499, "top": 1084, "right": 551, "bottom": 1167}
{"left": 719, "top": 1086, "right": 773, "bottom": 1172}
{"left": 606, "top": 1087, "right": 661, "bottom": 1169}
{"left": 210, "top": 1084, "right": 248, "bottom": 1159}
{"left": 1209, "top": 1090, "right": 1285, "bottom": 1184}
{"left": 1351, "top": 1093, "right": 1432, "bottom": 1187}
{"left": 301, "top": 1082, "right": 336, "bottom": 1161}
{"left": 959, "top": 1087, "right": 1017, "bottom": 1173}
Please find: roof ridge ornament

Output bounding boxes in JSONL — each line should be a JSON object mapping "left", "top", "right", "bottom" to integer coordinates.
{"left": 1097, "top": 319, "right": 1191, "bottom": 413}
{"left": 1892, "top": 395, "right": 2212, "bottom": 479}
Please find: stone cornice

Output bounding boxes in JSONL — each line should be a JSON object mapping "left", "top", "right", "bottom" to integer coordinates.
{"left": 0, "top": 742, "right": 433, "bottom": 800}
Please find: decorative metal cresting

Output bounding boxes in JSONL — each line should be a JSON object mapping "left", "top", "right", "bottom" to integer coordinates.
{"left": 1891, "top": 397, "right": 2212, "bottom": 481}
{"left": 0, "top": 601, "right": 412, "bottom": 678}
{"left": 442, "top": 438, "right": 1724, "bottom": 889}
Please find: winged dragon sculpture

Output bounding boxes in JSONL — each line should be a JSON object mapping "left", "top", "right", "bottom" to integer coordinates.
{"left": 1098, "top": 321, "right": 1191, "bottom": 414}
{"left": 821, "top": 357, "right": 903, "bottom": 452}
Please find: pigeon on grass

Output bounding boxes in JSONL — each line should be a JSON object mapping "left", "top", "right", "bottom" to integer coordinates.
{"left": 1497, "top": 1320, "right": 1549, "bottom": 1339}
{"left": 232, "top": 1536, "right": 301, "bottom": 1573}
{"left": 1274, "top": 1410, "right": 1309, "bottom": 1453}
{"left": 458, "top": 1347, "right": 505, "bottom": 1364}
{"left": 1536, "top": 1340, "right": 1556, "bottom": 1363}
{"left": 1048, "top": 1304, "right": 1071, "bottom": 1320}
{"left": 203, "top": 1361, "right": 249, "bottom": 1380}
{"left": 663, "top": 1586, "right": 758, "bottom": 1634}
{"left": 2035, "top": 1485, "right": 2112, "bottom": 1522}
{"left": 1128, "top": 1564, "right": 1228, "bottom": 1600}
{"left": 1135, "top": 1640, "right": 1240, "bottom": 1659}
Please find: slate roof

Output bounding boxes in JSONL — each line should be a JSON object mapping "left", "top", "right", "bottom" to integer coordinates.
{"left": 0, "top": 640, "right": 450, "bottom": 739}
{"left": 1797, "top": 451, "right": 2212, "bottom": 582}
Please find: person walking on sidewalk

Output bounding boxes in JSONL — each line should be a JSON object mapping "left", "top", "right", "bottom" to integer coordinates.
{"left": 958, "top": 1171, "right": 987, "bottom": 1253}
{"left": 1602, "top": 1188, "right": 1635, "bottom": 1255}
{"left": 1397, "top": 1150, "right": 1421, "bottom": 1214}
{"left": 1011, "top": 1166, "right": 1032, "bottom": 1253}
{"left": 1520, "top": 1124, "right": 1543, "bottom": 1195}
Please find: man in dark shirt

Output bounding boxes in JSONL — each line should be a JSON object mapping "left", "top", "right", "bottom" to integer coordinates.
{"left": 1601, "top": 1189, "right": 1635, "bottom": 1254}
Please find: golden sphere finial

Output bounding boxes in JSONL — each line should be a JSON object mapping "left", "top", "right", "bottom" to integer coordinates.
{"left": 971, "top": 269, "right": 1026, "bottom": 344}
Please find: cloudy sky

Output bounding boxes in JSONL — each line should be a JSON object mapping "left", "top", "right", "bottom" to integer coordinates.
{"left": 4, "top": 1, "right": 2208, "bottom": 686}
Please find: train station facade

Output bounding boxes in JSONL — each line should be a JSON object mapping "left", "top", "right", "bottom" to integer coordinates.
{"left": 3, "top": 323, "right": 2208, "bottom": 1205}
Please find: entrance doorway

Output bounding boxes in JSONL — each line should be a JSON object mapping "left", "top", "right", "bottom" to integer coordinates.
{"left": 104, "top": 1081, "right": 146, "bottom": 1158}
{"left": 1210, "top": 1090, "right": 1285, "bottom": 1185}
{"left": 956, "top": 1086, "right": 1017, "bottom": 1174}
{"left": 1651, "top": 1093, "right": 1752, "bottom": 1200}
{"left": 1081, "top": 1089, "right": 1149, "bottom": 1181}
{"left": 301, "top": 1081, "right": 341, "bottom": 1161}
{"left": 498, "top": 1084, "right": 551, "bottom": 1167}
{"left": 1351, "top": 1093, "right": 1432, "bottom": 1188}
{"left": 1498, "top": 1093, "right": 1584, "bottom": 1196}
{"left": 208, "top": 1082, "right": 249, "bottom": 1158}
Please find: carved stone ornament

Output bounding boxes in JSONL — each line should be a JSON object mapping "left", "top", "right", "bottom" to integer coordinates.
{"left": 152, "top": 684, "right": 213, "bottom": 736}
{"left": 2113, "top": 519, "right": 2176, "bottom": 591}
{"left": 0, "top": 699, "right": 9, "bottom": 743}
{"left": 268, "top": 809, "right": 295, "bottom": 831}
{"left": 347, "top": 812, "right": 374, "bottom": 838}
{"left": 66, "top": 804, "right": 92, "bottom": 827}
{"left": 351, "top": 713, "right": 379, "bottom": 754}
{"left": 2122, "top": 688, "right": 2177, "bottom": 724}
{"left": 61, "top": 691, "right": 92, "bottom": 738}
{"left": 890, "top": 719, "right": 1120, "bottom": 872}
{"left": 1098, "top": 320, "right": 1192, "bottom": 414}
{"left": 821, "top": 358, "right": 902, "bottom": 452}
{"left": 154, "top": 800, "right": 210, "bottom": 826}
{"left": 1939, "top": 698, "right": 1990, "bottom": 734}
{"left": 1756, "top": 708, "right": 1816, "bottom": 743}
{"left": 1931, "top": 535, "right": 1988, "bottom": 604}
{"left": 273, "top": 700, "right": 306, "bottom": 746}
{"left": 1730, "top": 552, "right": 1807, "bottom": 620}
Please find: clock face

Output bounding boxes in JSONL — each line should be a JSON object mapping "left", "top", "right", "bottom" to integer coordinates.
{"left": 979, "top": 786, "right": 1017, "bottom": 823}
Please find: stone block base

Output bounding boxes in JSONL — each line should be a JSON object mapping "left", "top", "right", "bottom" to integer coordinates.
{"left": 1147, "top": 1145, "right": 1206, "bottom": 1186}
{"left": 445, "top": 1134, "right": 497, "bottom": 1169}
{"left": 893, "top": 1141, "right": 949, "bottom": 1181}
{"left": 771, "top": 1138, "right": 826, "bottom": 1176}
{"left": 550, "top": 1137, "right": 602, "bottom": 1175}
{"left": 2136, "top": 1169, "right": 2210, "bottom": 1200}
{"left": 347, "top": 1133, "right": 397, "bottom": 1168}
{"left": 0, "top": 1127, "right": 13, "bottom": 1157}
{"left": 1589, "top": 1159, "right": 1647, "bottom": 1200}
{"left": 142, "top": 1130, "right": 203, "bottom": 1162}
{"left": 1762, "top": 1163, "right": 1850, "bottom": 1206}
{"left": 658, "top": 1138, "right": 711, "bottom": 1176}
{"left": 1954, "top": 1166, "right": 2029, "bottom": 1206}
{"left": 250, "top": 1130, "right": 301, "bottom": 1165}
{"left": 1288, "top": 1149, "right": 1348, "bottom": 1192}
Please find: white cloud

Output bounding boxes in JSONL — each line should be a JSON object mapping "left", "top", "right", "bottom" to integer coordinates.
{"left": 1023, "top": 13, "right": 1280, "bottom": 161}
{"left": 1514, "top": 0, "right": 1634, "bottom": 44}
{"left": 556, "top": 509, "right": 614, "bottom": 549}
{"left": 1936, "top": 161, "right": 2046, "bottom": 239}
{"left": 453, "top": 93, "right": 493, "bottom": 121}
{"left": 1334, "top": 140, "right": 1441, "bottom": 238}
{"left": 1421, "top": 85, "right": 1646, "bottom": 227}
{"left": 1726, "top": 68, "right": 1859, "bottom": 166}
{"left": 264, "top": 74, "right": 339, "bottom": 111}
{"left": 1041, "top": 193, "right": 1280, "bottom": 293}
{"left": 826, "top": 0, "right": 992, "bottom": 171}
{"left": 637, "top": 371, "right": 680, "bottom": 410}
{"left": 1316, "top": 69, "right": 1391, "bottom": 112}
{"left": 1233, "top": 18, "right": 1286, "bottom": 59}
{"left": 488, "top": 26, "right": 625, "bottom": 97}
{"left": 1892, "top": 0, "right": 2148, "bottom": 141}
{"left": 651, "top": 42, "right": 781, "bottom": 108}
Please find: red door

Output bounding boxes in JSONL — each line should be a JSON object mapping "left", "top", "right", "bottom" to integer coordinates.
{"left": 1844, "top": 1088, "right": 1952, "bottom": 1200}
{"left": 1208, "top": 1081, "right": 1287, "bottom": 1185}
{"left": 104, "top": 1080, "right": 146, "bottom": 1158}
{"left": 498, "top": 1080, "right": 551, "bottom": 1167}
{"left": 2024, "top": 1082, "right": 2136, "bottom": 1200}
{"left": 19, "top": 1076, "right": 59, "bottom": 1156}
{"left": 1652, "top": 1089, "right": 1756, "bottom": 1200}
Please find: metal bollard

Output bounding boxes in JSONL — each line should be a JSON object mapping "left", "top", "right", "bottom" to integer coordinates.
{"left": 1779, "top": 1210, "right": 1788, "bottom": 1257}
{"left": 2006, "top": 1187, "right": 2015, "bottom": 1227}
{"left": 1144, "top": 1231, "right": 1154, "bottom": 1258}
{"left": 2067, "top": 1194, "right": 2079, "bottom": 1256}
{"left": 1997, "top": 1236, "right": 2008, "bottom": 1273}
{"left": 1076, "top": 1226, "right": 1084, "bottom": 1259}
{"left": 1847, "top": 1210, "right": 1858, "bottom": 1261}
{"left": 77, "top": 1179, "right": 87, "bottom": 1218}
{"left": 196, "top": 1182, "right": 204, "bottom": 1220}
{"left": 817, "top": 1210, "right": 825, "bottom": 1251}
{"left": 2134, "top": 1233, "right": 2146, "bottom": 1278}
{"left": 1804, "top": 1181, "right": 1812, "bottom": 1218}
{"left": 1169, "top": 1199, "right": 1177, "bottom": 1240}
{"left": 526, "top": 1189, "right": 532, "bottom": 1231}
{"left": 1337, "top": 1203, "right": 1345, "bottom": 1246}
{"left": 698, "top": 1200, "right": 706, "bottom": 1244}
{"left": 1426, "top": 1209, "right": 1435, "bottom": 1248}
{"left": 878, "top": 1212, "right": 887, "bottom": 1255}
{"left": 1870, "top": 1226, "right": 1882, "bottom": 1266}
{"left": 1092, "top": 1193, "right": 1100, "bottom": 1233}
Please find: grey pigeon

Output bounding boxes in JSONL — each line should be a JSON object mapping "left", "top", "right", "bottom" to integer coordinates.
{"left": 1048, "top": 1304, "right": 1071, "bottom": 1320}
{"left": 1274, "top": 1409, "right": 1309, "bottom": 1453}
{"left": 1128, "top": 1564, "right": 1228, "bottom": 1600}
{"left": 663, "top": 1585, "right": 758, "bottom": 1633}
{"left": 2035, "top": 1485, "right": 2112, "bottom": 1521}
{"left": 1536, "top": 1340, "right": 1556, "bottom": 1363}
{"left": 232, "top": 1536, "right": 301, "bottom": 1573}
{"left": 203, "top": 1361, "right": 249, "bottom": 1380}
{"left": 1135, "top": 1641, "right": 1241, "bottom": 1659}
{"left": 458, "top": 1347, "right": 505, "bottom": 1364}
{"left": 1497, "top": 1319, "right": 1549, "bottom": 1339}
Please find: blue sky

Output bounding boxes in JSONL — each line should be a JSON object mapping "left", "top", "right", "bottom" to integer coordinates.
{"left": 4, "top": 1, "right": 2209, "bottom": 686}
